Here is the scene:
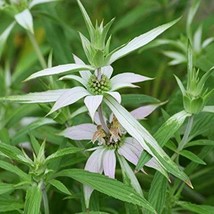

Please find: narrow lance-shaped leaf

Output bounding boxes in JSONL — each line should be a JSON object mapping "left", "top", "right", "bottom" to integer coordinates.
{"left": 117, "top": 154, "right": 143, "bottom": 196}
{"left": 187, "top": 0, "right": 201, "bottom": 37}
{"left": 0, "top": 183, "right": 15, "bottom": 195}
{"left": 145, "top": 172, "right": 168, "bottom": 214}
{"left": 174, "top": 75, "right": 186, "bottom": 96}
{"left": 0, "top": 22, "right": 15, "bottom": 59}
{"left": 24, "top": 184, "right": 42, "bottom": 214}
{"left": 0, "top": 160, "right": 30, "bottom": 181}
{"left": 179, "top": 150, "right": 206, "bottom": 165}
{"left": 0, "top": 198, "right": 23, "bottom": 212}
{"left": 202, "top": 106, "right": 214, "bottom": 113}
{"left": 77, "top": 0, "right": 94, "bottom": 39}
{"left": 0, "top": 89, "right": 67, "bottom": 103}
{"left": 25, "top": 64, "right": 94, "bottom": 81}
{"left": 57, "top": 169, "right": 156, "bottom": 213}
{"left": 185, "top": 139, "right": 214, "bottom": 148}
{"left": 0, "top": 141, "right": 23, "bottom": 161}
{"left": 107, "top": 18, "right": 181, "bottom": 64}
{"left": 11, "top": 118, "right": 56, "bottom": 145}
{"left": 45, "top": 147, "right": 83, "bottom": 163}
{"left": 136, "top": 110, "right": 191, "bottom": 170}
{"left": 177, "top": 201, "right": 214, "bottom": 214}
{"left": 155, "top": 110, "right": 191, "bottom": 147}
{"left": 49, "top": 179, "right": 71, "bottom": 195}
{"left": 104, "top": 95, "right": 191, "bottom": 186}
{"left": 15, "top": 9, "right": 34, "bottom": 34}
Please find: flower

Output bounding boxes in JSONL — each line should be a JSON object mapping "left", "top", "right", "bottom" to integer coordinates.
{"left": 47, "top": 55, "right": 151, "bottom": 120}
{"left": 60, "top": 104, "right": 166, "bottom": 207}
{"left": 2, "top": 55, "right": 151, "bottom": 122}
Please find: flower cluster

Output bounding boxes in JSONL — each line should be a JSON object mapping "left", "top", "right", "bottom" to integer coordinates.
{"left": 61, "top": 105, "right": 166, "bottom": 206}
{"left": 1, "top": 0, "right": 193, "bottom": 210}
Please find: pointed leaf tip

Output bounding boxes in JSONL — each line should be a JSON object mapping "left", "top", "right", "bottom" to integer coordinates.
{"left": 108, "top": 17, "right": 181, "bottom": 64}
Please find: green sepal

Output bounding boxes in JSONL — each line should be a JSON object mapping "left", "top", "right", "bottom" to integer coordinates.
{"left": 183, "top": 95, "right": 204, "bottom": 114}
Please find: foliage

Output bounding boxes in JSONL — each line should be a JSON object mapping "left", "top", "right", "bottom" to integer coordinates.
{"left": 0, "top": 0, "right": 214, "bottom": 213}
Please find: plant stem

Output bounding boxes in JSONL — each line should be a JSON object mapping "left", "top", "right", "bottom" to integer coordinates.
{"left": 42, "top": 181, "right": 49, "bottom": 214}
{"left": 178, "top": 115, "right": 194, "bottom": 151}
{"left": 171, "top": 116, "right": 194, "bottom": 161}
{"left": 97, "top": 67, "right": 102, "bottom": 80}
{"left": 27, "top": 32, "right": 47, "bottom": 69}
{"left": 98, "top": 105, "right": 109, "bottom": 133}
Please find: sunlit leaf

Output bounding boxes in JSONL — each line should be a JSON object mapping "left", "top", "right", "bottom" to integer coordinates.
{"left": 108, "top": 18, "right": 180, "bottom": 64}
{"left": 25, "top": 64, "right": 94, "bottom": 81}
{"left": 15, "top": 9, "right": 34, "bottom": 34}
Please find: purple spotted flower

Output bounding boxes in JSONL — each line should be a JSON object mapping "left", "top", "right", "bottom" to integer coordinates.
{"left": 60, "top": 104, "right": 165, "bottom": 207}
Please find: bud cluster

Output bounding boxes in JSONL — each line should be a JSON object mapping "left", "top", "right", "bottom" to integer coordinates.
{"left": 87, "top": 74, "right": 111, "bottom": 95}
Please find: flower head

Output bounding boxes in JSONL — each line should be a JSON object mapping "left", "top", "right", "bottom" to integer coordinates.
{"left": 60, "top": 104, "right": 165, "bottom": 208}
{"left": 48, "top": 55, "right": 151, "bottom": 120}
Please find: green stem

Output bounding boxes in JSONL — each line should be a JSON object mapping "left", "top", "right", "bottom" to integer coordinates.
{"left": 42, "top": 182, "right": 49, "bottom": 214}
{"left": 27, "top": 32, "right": 47, "bottom": 69}
{"left": 171, "top": 116, "right": 194, "bottom": 161}
{"left": 97, "top": 67, "right": 102, "bottom": 80}
{"left": 170, "top": 116, "right": 194, "bottom": 197}
{"left": 178, "top": 116, "right": 194, "bottom": 151}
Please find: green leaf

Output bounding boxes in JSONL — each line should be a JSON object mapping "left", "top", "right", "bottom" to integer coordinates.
{"left": 0, "top": 22, "right": 15, "bottom": 59}
{"left": 187, "top": 0, "right": 201, "bottom": 35}
{"left": 135, "top": 152, "right": 152, "bottom": 172}
{"left": 178, "top": 201, "right": 214, "bottom": 214}
{"left": 0, "top": 196, "right": 23, "bottom": 212}
{"left": 57, "top": 169, "right": 156, "bottom": 213}
{"left": 45, "top": 146, "right": 83, "bottom": 163}
{"left": 121, "top": 94, "right": 159, "bottom": 108}
{"left": 108, "top": 18, "right": 180, "bottom": 64}
{"left": 174, "top": 75, "right": 186, "bottom": 96}
{"left": 104, "top": 95, "right": 191, "bottom": 186}
{"left": 25, "top": 64, "right": 94, "bottom": 81}
{"left": 0, "top": 160, "right": 30, "bottom": 181}
{"left": 0, "top": 90, "right": 66, "bottom": 103}
{"left": 145, "top": 172, "right": 168, "bottom": 214}
{"left": 155, "top": 110, "right": 191, "bottom": 147}
{"left": 24, "top": 184, "right": 42, "bottom": 214}
{"left": 117, "top": 155, "right": 143, "bottom": 196}
{"left": 77, "top": 0, "right": 94, "bottom": 39}
{"left": 29, "top": 135, "right": 40, "bottom": 156}
{"left": 0, "top": 183, "right": 14, "bottom": 195}
{"left": 202, "top": 105, "right": 214, "bottom": 113}
{"left": 15, "top": 9, "right": 34, "bottom": 34}
{"left": 0, "top": 141, "right": 23, "bottom": 161}
{"left": 185, "top": 139, "right": 214, "bottom": 148}
{"left": 49, "top": 179, "right": 71, "bottom": 195}
{"left": 11, "top": 118, "right": 56, "bottom": 145}
{"left": 179, "top": 150, "right": 206, "bottom": 165}
{"left": 4, "top": 105, "right": 38, "bottom": 128}
{"left": 77, "top": 212, "right": 110, "bottom": 214}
